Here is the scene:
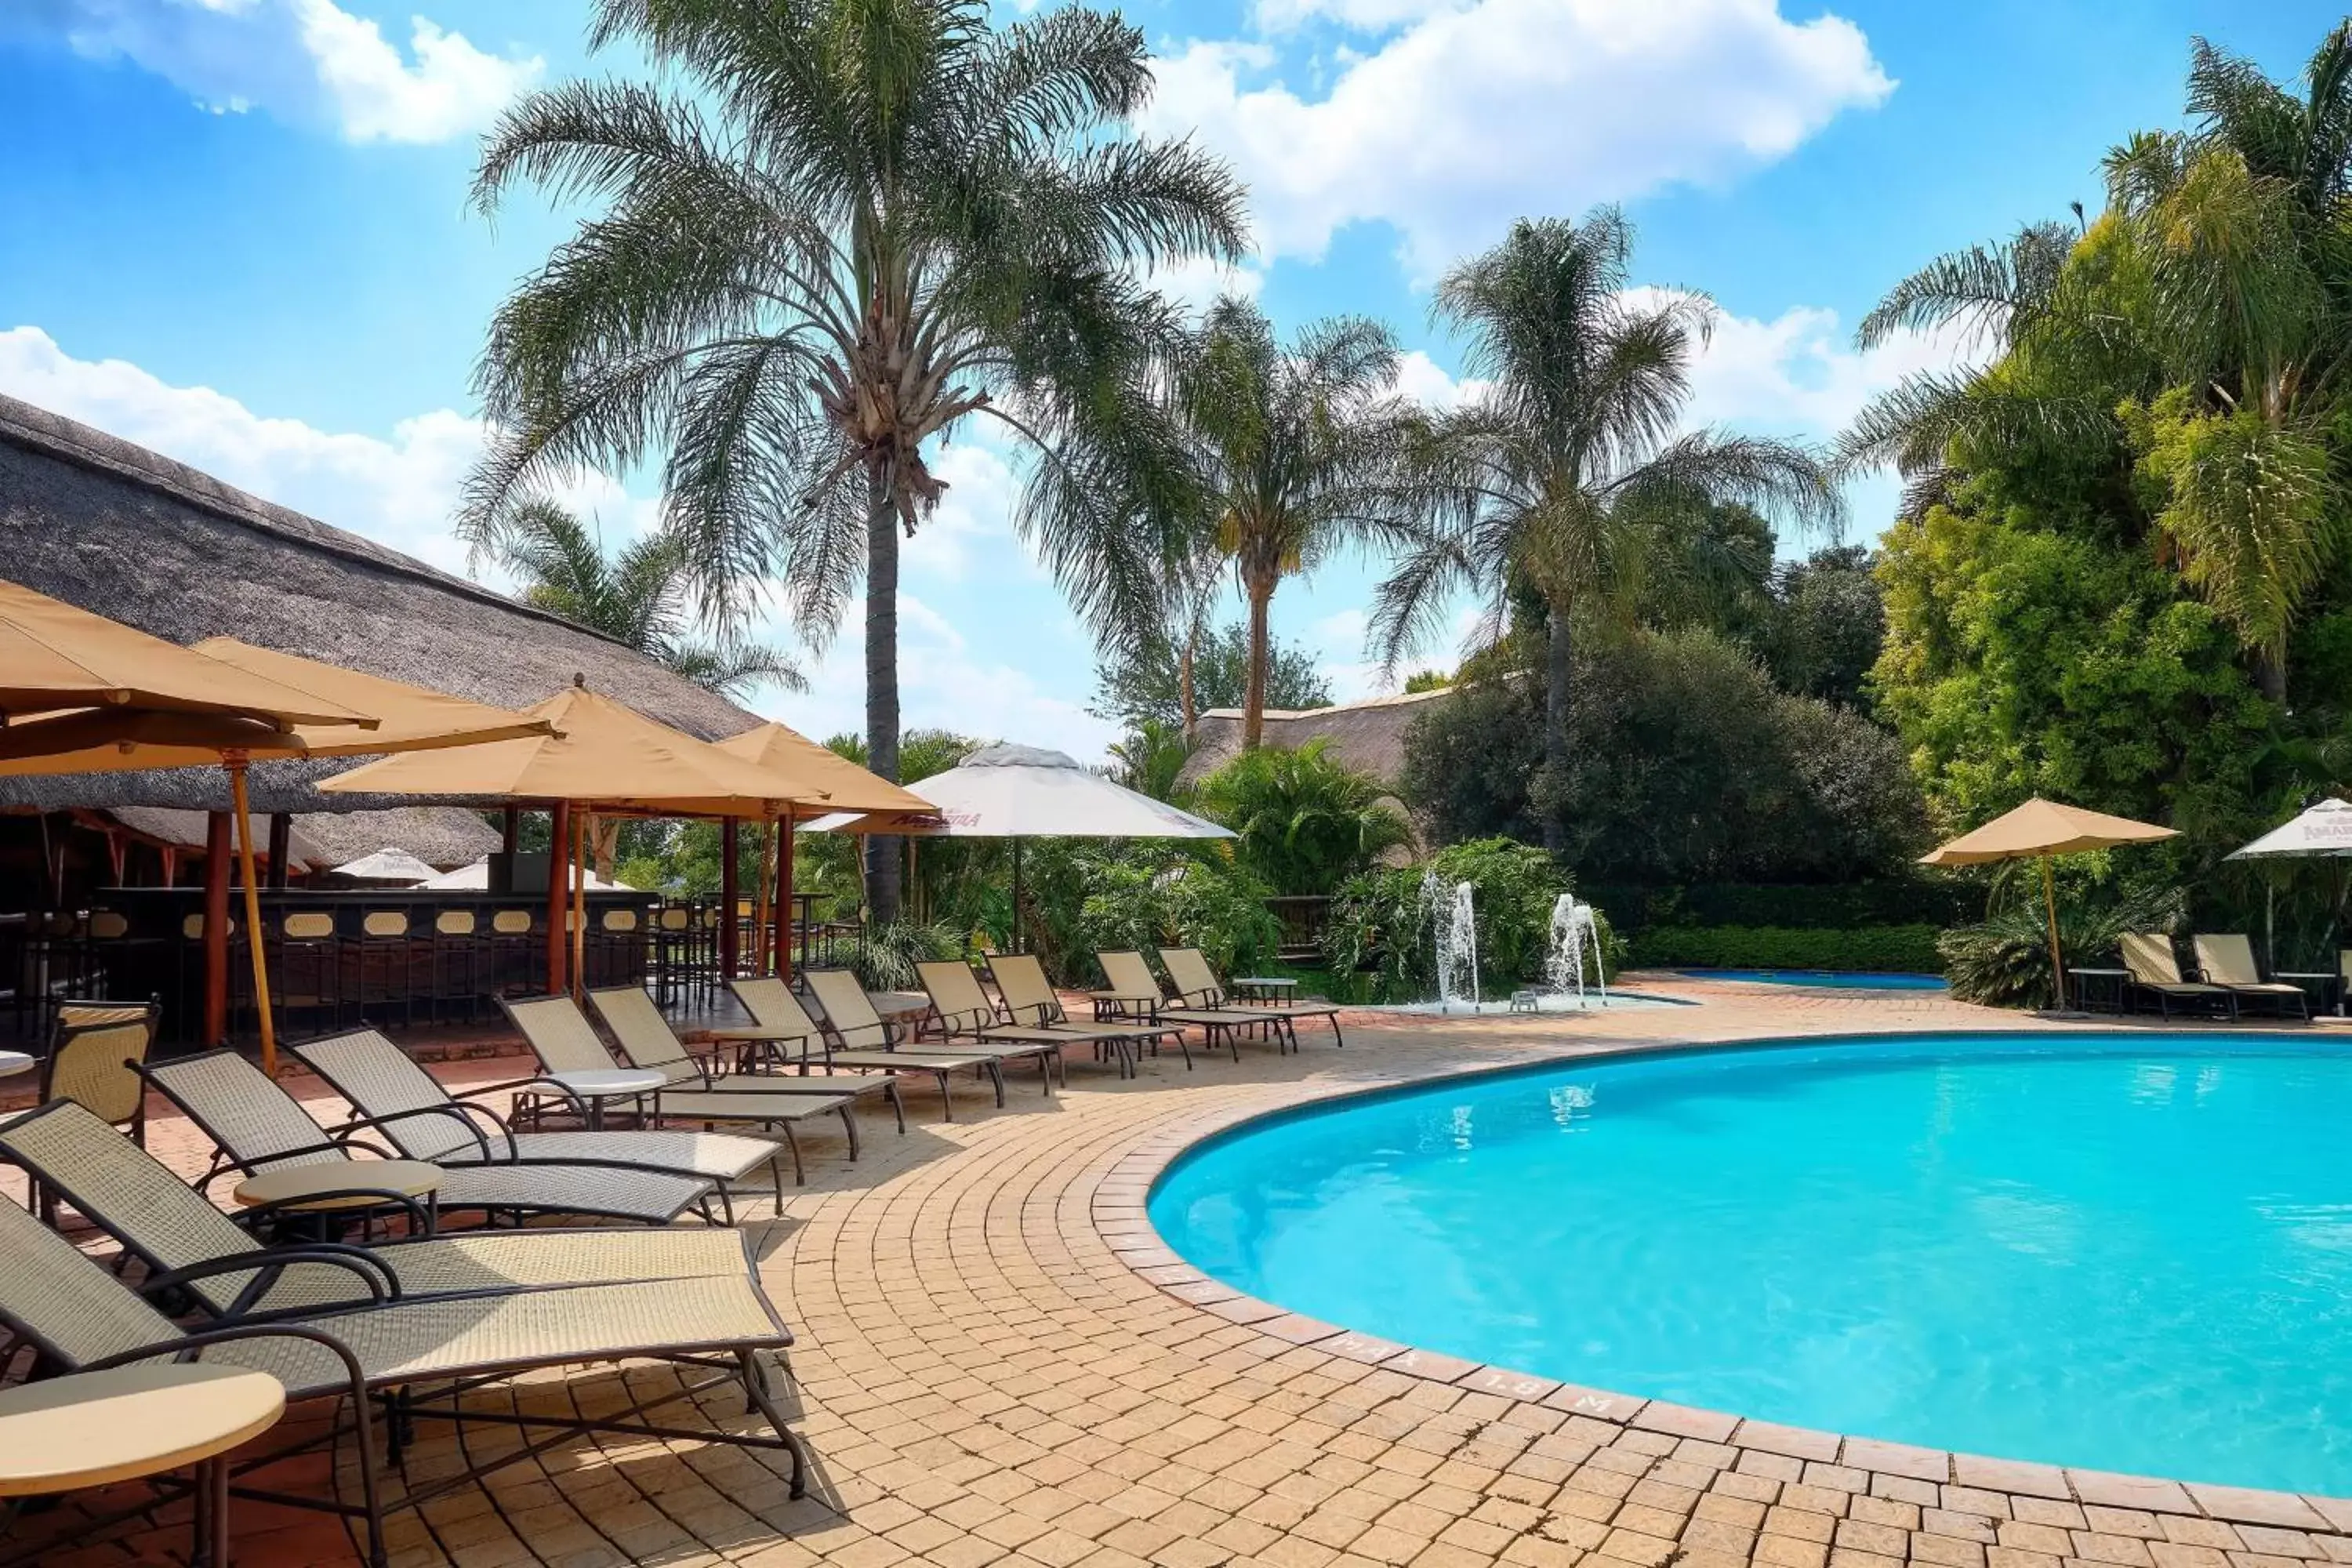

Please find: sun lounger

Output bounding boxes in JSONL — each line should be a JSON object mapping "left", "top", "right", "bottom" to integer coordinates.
{"left": 288, "top": 1029, "right": 789, "bottom": 1223}
{"left": 1093, "top": 949, "right": 1272, "bottom": 1064}
{"left": 0, "top": 1098, "right": 755, "bottom": 1321}
{"left": 139, "top": 1050, "right": 718, "bottom": 1226}
{"left": 586, "top": 983, "right": 907, "bottom": 1131}
{"left": 500, "top": 993, "right": 867, "bottom": 1185}
{"left": 727, "top": 975, "right": 1007, "bottom": 1120}
{"left": 912, "top": 960, "right": 1092, "bottom": 1080}
{"left": 2191, "top": 933, "right": 2312, "bottom": 1020}
{"left": 806, "top": 967, "right": 1057, "bottom": 1095}
{"left": 0, "top": 1192, "right": 806, "bottom": 1566}
{"left": 986, "top": 953, "right": 1184, "bottom": 1074}
{"left": 1161, "top": 947, "right": 1345, "bottom": 1050}
{"left": 2118, "top": 934, "right": 2239, "bottom": 1021}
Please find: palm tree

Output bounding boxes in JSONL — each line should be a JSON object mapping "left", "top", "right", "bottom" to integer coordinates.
{"left": 486, "top": 498, "right": 803, "bottom": 699}
{"left": 1194, "top": 738, "right": 1414, "bottom": 895}
{"left": 1842, "top": 27, "right": 2352, "bottom": 699}
{"left": 462, "top": 0, "right": 1247, "bottom": 918}
{"left": 1372, "top": 209, "right": 1840, "bottom": 851}
{"left": 1156, "top": 297, "right": 1417, "bottom": 749}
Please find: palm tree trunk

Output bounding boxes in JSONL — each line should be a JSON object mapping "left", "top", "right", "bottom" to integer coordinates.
{"left": 1179, "top": 632, "right": 1198, "bottom": 746}
{"left": 1541, "top": 605, "right": 1572, "bottom": 855}
{"left": 2256, "top": 648, "right": 2288, "bottom": 704}
{"left": 864, "top": 464, "right": 903, "bottom": 922}
{"left": 1243, "top": 577, "right": 1273, "bottom": 749}
{"left": 592, "top": 818, "right": 620, "bottom": 882}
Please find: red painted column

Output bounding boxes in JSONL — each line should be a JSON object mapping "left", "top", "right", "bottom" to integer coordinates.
{"left": 719, "top": 818, "right": 741, "bottom": 976}
{"left": 545, "top": 800, "right": 571, "bottom": 996}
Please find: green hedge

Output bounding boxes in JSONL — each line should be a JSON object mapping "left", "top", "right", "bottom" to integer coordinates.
{"left": 1625, "top": 924, "right": 1945, "bottom": 974}
{"left": 1586, "top": 881, "right": 1976, "bottom": 933}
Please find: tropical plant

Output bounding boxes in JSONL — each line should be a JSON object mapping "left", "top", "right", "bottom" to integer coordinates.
{"left": 1193, "top": 739, "right": 1413, "bottom": 895}
{"left": 1319, "top": 837, "right": 1613, "bottom": 1001}
{"left": 485, "top": 499, "right": 801, "bottom": 699}
{"left": 1938, "top": 877, "right": 2184, "bottom": 1008}
{"left": 1076, "top": 854, "right": 1281, "bottom": 983}
{"left": 1152, "top": 298, "right": 1421, "bottom": 747}
{"left": 846, "top": 919, "right": 964, "bottom": 991}
{"left": 1105, "top": 717, "right": 1194, "bottom": 803}
{"left": 1844, "top": 26, "right": 2352, "bottom": 698}
{"left": 1373, "top": 209, "right": 1841, "bottom": 851}
{"left": 463, "top": 0, "right": 1248, "bottom": 919}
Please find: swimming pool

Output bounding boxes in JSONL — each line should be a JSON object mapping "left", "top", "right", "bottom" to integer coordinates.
{"left": 1149, "top": 1033, "right": 2352, "bottom": 1494}
{"left": 1678, "top": 968, "right": 1947, "bottom": 990}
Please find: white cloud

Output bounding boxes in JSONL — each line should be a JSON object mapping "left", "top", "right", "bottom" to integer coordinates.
{"left": 1141, "top": 255, "right": 1269, "bottom": 314}
{"left": 1144, "top": 0, "right": 1892, "bottom": 274}
{"left": 21, "top": 0, "right": 539, "bottom": 143}
{"left": 0, "top": 325, "right": 646, "bottom": 579}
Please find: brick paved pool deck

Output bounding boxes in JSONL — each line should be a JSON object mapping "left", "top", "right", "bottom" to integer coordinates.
{"left": 11, "top": 977, "right": 2352, "bottom": 1568}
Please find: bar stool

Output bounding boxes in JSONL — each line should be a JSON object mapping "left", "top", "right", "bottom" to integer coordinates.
{"left": 353, "top": 911, "right": 417, "bottom": 1029}
{"left": 488, "top": 909, "right": 536, "bottom": 996}
{"left": 430, "top": 909, "right": 483, "bottom": 1024}
{"left": 274, "top": 911, "right": 343, "bottom": 1036}
{"left": 599, "top": 908, "right": 646, "bottom": 989}
{"left": 653, "top": 906, "right": 696, "bottom": 1006}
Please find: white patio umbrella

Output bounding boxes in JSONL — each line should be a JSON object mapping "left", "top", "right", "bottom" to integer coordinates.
{"left": 328, "top": 847, "right": 438, "bottom": 885}
{"left": 422, "top": 857, "right": 636, "bottom": 892}
{"left": 805, "top": 744, "right": 1233, "bottom": 951}
{"left": 2226, "top": 797, "right": 2352, "bottom": 995}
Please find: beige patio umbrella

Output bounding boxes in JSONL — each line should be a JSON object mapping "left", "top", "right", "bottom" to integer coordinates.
{"left": 321, "top": 682, "right": 797, "bottom": 997}
{"left": 0, "top": 631, "right": 554, "bottom": 1070}
{"left": 1920, "top": 797, "right": 2178, "bottom": 1012}
{"left": 713, "top": 721, "right": 933, "bottom": 978}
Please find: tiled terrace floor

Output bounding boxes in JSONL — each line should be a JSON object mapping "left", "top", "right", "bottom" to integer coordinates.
{"left": 10, "top": 978, "right": 2352, "bottom": 1568}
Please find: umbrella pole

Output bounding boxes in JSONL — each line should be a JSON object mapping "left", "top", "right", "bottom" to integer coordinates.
{"left": 1012, "top": 838, "right": 1023, "bottom": 956}
{"left": 225, "top": 758, "right": 278, "bottom": 1076}
{"left": 775, "top": 812, "right": 794, "bottom": 982}
{"left": 2042, "top": 855, "right": 2066, "bottom": 1013}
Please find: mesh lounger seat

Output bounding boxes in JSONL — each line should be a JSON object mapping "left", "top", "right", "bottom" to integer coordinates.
{"left": 901, "top": 962, "right": 1080, "bottom": 1084}
{"left": 0, "top": 1196, "right": 804, "bottom": 1568}
{"left": 138, "top": 1050, "right": 717, "bottom": 1226}
{"left": 2119, "top": 934, "right": 2239, "bottom": 1021}
{"left": 1092, "top": 949, "right": 1273, "bottom": 1064}
{"left": 0, "top": 1099, "right": 756, "bottom": 1321}
{"left": 1161, "top": 947, "right": 1345, "bottom": 1051}
{"left": 726, "top": 975, "right": 1007, "bottom": 1120}
{"left": 586, "top": 984, "right": 906, "bottom": 1133}
{"left": 503, "top": 994, "right": 868, "bottom": 1186}
{"left": 985, "top": 953, "right": 1183, "bottom": 1076}
{"left": 2192, "top": 933, "right": 2313, "bottom": 1020}
{"left": 804, "top": 967, "right": 1057, "bottom": 1096}
{"left": 289, "top": 1029, "right": 790, "bottom": 1223}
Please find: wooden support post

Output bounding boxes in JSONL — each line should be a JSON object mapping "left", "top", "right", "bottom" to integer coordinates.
{"left": 719, "top": 818, "right": 740, "bottom": 976}
{"left": 572, "top": 811, "right": 589, "bottom": 1001}
{"left": 266, "top": 813, "right": 291, "bottom": 890}
{"left": 202, "top": 811, "right": 230, "bottom": 1047}
{"left": 546, "top": 801, "right": 570, "bottom": 996}
{"left": 753, "top": 821, "right": 774, "bottom": 980}
{"left": 775, "top": 814, "right": 794, "bottom": 982}
{"left": 501, "top": 806, "right": 520, "bottom": 857}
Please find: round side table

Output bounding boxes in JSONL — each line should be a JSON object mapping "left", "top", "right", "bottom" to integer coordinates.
{"left": 0, "top": 1051, "right": 31, "bottom": 1082}
{"left": 544, "top": 1068, "right": 668, "bottom": 1130}
{"left": 0, "top": 1363, "right": 285, "bottom": 1566}
{"left": 233, "top": 1159, "right": 443, "bottom": 1238}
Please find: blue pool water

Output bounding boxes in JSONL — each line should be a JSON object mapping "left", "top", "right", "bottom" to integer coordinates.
{"left": 1149, "top": 1033, "right": 2352, "bottom": 1494}
{"left": 1680, "top": 968, "right": 1947, "bottom": 990}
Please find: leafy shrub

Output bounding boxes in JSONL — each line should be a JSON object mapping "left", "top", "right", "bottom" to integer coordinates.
{"left": 847, "top": 919, "right": 964, "bottom": 991}
{"left": 1627, "top": 924, "right": 1945, "bottom": 974}
{"left": 1584, "top": 879, "right": 1980, "bottom": 932}
{"left": 1195, "top": 739, "right": 1414, "bottom": 895}
{"left": 1076, "top": 857, "right": 1282, "bottom": 983}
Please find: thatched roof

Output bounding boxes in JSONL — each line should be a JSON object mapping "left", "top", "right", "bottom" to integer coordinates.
{"left": 1178, "top": 685, "right": 1458, "bottom": 789}
{"left": 0, "top": 394, "right": 760, "bottom": 813}
{"left": 98, "top": 806, "right": 500, "bottom": 871}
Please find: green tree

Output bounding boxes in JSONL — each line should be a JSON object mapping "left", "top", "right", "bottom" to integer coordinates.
{"left": 1090, "top": 620, "right": 1334, "bottom": 734}
{"left": 1154, "top": 298, "right": 1420, "bottom": 748}
{"left": 1105, "top": 717, "right": 1193, "bottom": 803}
{"left": 463, "top": 0, "right": 1248, "bottom": 920}
{"left": 1764, "top": 546, "right": 1885, "bottom": 710}
{"left": 485, "top": 499, "right": 801, "bottom": 699}
{"left": 1374, "top": 209, "right": 1840, "bottom": 851}
{"left": 1194, "top": 739, "right": 1413, "bottom": 895}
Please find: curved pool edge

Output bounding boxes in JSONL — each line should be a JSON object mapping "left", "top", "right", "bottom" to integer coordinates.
{"left": 1091, "top": 1025, "right": 2352, "bottom": 1530}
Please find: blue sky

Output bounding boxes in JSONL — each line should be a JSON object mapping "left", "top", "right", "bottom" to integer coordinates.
{"left": 2, "top": 0, "right": 2344, "bottom": 759}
